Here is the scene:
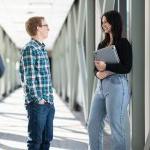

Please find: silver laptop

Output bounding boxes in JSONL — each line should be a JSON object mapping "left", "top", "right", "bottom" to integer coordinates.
{"left": 93, "top": 45, "right": 120, "bottom": 63}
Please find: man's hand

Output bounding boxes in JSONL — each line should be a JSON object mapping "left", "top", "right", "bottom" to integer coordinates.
{"left": 96, "top": 71, "right": 114, "bottom": 80}
{"left": 94, "top": 61, "right": 106, "bottom": 71}
{"left": 38, "top": 99, "right": 46, "bottom": 105}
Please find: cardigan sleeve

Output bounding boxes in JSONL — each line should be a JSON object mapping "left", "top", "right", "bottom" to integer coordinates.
{"left": 106, "top": 38, "right": 132, "bottom": 74}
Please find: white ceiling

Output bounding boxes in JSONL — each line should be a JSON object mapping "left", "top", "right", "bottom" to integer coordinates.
{"left": 0, "top": 0, "right": 75, "bottom": 49}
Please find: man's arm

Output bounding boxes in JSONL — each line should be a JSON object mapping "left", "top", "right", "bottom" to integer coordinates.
{"left": 22, "top": 46, "right": 42, "bottom": 103}
{"left": 0, "top": 55, "right": 5, "bottom": 78}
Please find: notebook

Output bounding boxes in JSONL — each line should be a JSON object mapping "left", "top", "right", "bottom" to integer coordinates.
{"left": 93, "top": 45, "right": 120, "bottom": 63}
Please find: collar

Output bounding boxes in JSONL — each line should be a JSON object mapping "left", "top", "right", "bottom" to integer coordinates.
{"left": 31, "top": 38, "right": 45, "bottom": 48}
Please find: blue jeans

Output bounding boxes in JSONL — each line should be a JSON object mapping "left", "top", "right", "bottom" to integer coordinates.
{"left": 88, "top": 74, "right": 130, "bottom": 150}
{"left": 26, "top": 102, "right": 55, "bottom": 150}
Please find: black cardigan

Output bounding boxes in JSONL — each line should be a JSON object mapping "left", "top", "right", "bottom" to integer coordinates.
{"left": 94, "top": 38, "right": 132, "bottom": 74}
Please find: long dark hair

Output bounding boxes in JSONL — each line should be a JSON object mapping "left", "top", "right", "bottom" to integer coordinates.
{"left": 101, "top": 10, "right": 123, "bottom": 46}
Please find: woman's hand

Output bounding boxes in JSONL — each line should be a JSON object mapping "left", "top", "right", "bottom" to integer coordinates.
{"left": 96, "top": 71, "right": 114, "bottom": 80}
{"left": 94, "top": 61, "right": 106, "bottom": 71}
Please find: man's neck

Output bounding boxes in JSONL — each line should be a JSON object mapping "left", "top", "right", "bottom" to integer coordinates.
{"left": 32, "top": 36, "right": 43, "bottom": 43}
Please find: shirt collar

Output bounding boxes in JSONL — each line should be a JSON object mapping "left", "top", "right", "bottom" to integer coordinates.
{"left": 31, "top": 38, "right": 45, "bottom": 48}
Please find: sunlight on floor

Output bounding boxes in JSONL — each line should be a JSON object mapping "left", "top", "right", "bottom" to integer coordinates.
{"left": 0, "top": 88, "right": 88, "bottom": 150}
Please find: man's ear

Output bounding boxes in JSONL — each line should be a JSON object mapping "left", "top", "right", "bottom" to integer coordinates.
{"left": 37, "top": 26, "right": 40, "bottom": 30}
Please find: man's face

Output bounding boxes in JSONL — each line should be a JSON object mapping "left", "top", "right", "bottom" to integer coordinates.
{"left": 38, "top": 19, "right": 49, "bottom": 39}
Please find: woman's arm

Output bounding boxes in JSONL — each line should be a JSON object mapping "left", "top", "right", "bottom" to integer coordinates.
{"left": 106, "top": 38, "right": 132, "bottom": 74}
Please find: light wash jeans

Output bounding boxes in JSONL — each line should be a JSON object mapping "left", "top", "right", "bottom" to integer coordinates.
{"left": 88, "top": 74, "right": 130, "bottom": 150}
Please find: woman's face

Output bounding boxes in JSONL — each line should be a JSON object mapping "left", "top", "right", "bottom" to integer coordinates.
{"left": 102, "top": 16, "right": 112, "bottom": 33}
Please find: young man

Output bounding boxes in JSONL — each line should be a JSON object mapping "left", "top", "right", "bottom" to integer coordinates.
{"left": 19, "top": 16, "right": 55, "bottom": 150}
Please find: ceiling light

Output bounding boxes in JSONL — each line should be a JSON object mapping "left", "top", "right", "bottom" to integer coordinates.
{"left": 29, "top": 2, "right": 53, "bottom": 6}
{"left": 27, "top": 11, "right": 34, "bottom": 14}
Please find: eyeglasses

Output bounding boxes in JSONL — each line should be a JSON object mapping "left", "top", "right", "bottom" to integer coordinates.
{"left": 41, "top": 24, "right": 49, "bottom": 28}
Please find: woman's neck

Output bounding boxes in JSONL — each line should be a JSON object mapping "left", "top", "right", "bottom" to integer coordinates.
{"left": 108, "top": 33, "right": 113, "bottom": 46}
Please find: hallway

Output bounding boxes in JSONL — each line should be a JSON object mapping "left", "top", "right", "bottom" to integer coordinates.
{"left": 0, "top": 88, "right": 88, "bottom": 150}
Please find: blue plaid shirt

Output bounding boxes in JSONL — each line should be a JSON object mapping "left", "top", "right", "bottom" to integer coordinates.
{"left": 19, "top": 39, "right": 53, "bottom": 104}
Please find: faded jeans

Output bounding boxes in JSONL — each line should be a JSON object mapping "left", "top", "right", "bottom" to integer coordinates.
{"left": 88, "top": 74, "right": 130, "bottom": 150}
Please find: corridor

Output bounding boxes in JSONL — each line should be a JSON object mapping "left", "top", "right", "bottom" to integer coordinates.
{"left": 0, "top": 88, "right": 88, "bottom": 150}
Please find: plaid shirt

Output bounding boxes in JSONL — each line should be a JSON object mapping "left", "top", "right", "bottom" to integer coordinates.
{"left": 19, "top": 39, "right": 53, "bottom": 104}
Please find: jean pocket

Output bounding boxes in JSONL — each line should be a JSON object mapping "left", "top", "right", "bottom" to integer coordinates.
{"left": 110, "top": 76, "right": 121, "bottom": 84}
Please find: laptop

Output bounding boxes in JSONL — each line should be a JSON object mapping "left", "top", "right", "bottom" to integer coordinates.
{"left": 93, "top": 45, "right": 120, "bottom": 63}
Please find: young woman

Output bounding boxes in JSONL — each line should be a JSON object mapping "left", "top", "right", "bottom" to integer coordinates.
{"left": 88, "top": 10, "right": 132, "bottom": 150}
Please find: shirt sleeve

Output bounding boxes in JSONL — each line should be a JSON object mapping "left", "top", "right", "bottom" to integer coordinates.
{"left": 22, "top": 46, "right": 42, "bottom": 102}
{"left": 106, "top": 38, "right": 132, "bottom": 74}
{"left": 19, "top": 57, "right": 24, "bottom": 83}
